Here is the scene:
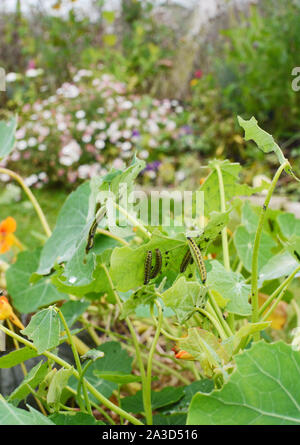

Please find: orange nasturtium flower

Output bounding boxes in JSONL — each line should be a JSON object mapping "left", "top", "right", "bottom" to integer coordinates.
{"left": 0, "top": 217, "right": 17, "bottom": 254}
{"left": 172, "top": 345, "right": 195, "bottom": 361}
{"left": 0, "top": 296, "right": 24, "bottom": 330}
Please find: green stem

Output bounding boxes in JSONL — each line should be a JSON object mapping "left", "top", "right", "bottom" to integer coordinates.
{"left": 113, "top": 202, "right": 151, "bottom": 239}
{"left": 0, "top": 167, "right": 51, "bottom": 237}
{"left": 77, "top": 360, "right": 94, "bottom": 415}
{"left": 196, "top": 305, "right": 227, "bottom": 340}
{"left": 251, "top": 161, "right": 289, "bottom": 339}
{"left": 258, "top": 265, "right": 300, "bottom": 317}
{"left": 0, "top": 324, "right": 143, "bottom": 425}
{"left": 101, "top": 264, "right": 151, "bottom": 424}
{"left": 215, "top": 164, "right": 234, "bottom": 331}
{"left": 145, "top": 301, "right": 163, "bottom": 425}
{"left": 56, "top": 308, "right": 93, "bottom": 416}
{"left": 208, "top": 290, "right": 233, "bottom": 337}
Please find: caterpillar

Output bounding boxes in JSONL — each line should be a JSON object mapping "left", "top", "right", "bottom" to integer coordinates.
{"left": 150, "top": 248, "right": 162, "bottom": 279}
{"left": 144, "top": 250, "right": 153, "bottom": 285}
{"left": 85, "top": 219, "right": 98, "bottom": 253}
{"left": 180, "top": 248, "right": 192, "bottom": 273}
{"left": 187, "top": 237, "right": 207, "bottom": 284}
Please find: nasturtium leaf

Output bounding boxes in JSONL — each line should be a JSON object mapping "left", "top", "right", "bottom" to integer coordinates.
{"left": 121, "top": 387, "right": 185, "bottom": 414}
{"left": 47, "top": 367, "right": 74, "bottom": 412}
{"left": 0, "top": 346, "right": 38, "bottom": 368}
{"left": 6, "top": 249, "right": 66, "bottom": 313}
{"left": 238, "top": 116, "right": 282, "bottom": 154}
{"left": 8, "top": 361, "right": 48, "bottom": 403}
{"left": 93, "top": 371, "right": 142, "bottom": 384}
{"left": 60, "top": 299, "right": 90, "bottom": 327}
{"left": 0, "top": 116, "right": 17, "bottom": 160}
{"left": 50, "top": 412, "right": 105, "bottom": 425}
{"left": 69, "top": 341, "right": 132, "bottom": 401}
{"left": 234, "top": 225, "right": 277, "bottom": 272}
{"left": 162, "top": 277, "right": 207, "bottom": 324}
{"left": 199, "top": 160, "right": 267, "bottom": 216}
{"left": 241, "top": 200, "right": 259, "bottom": 233}
{"left": 0, "top": 398, "right": 55, "bottom": 425}
{"left": 177, "top": 328, "right": 230, "bottom": 377}
{"left": 238, "top": 116, "right": 300, "bottom": 182}
{"left": 187, "top": 341, "right": 300, "bottom": 425}
{"left": 206, "top": 260, "right": 251, "bottom": 315}
{"left": 160, "top": 380, "right": 214, "bottom": 415}
{"left": 120, "top": 285, "right": 157, "bottom": 319}
{"left": 258, "top": 250, "right": 299, "bottom": 286}
{"left": 277, "top": 213, "right": 300, "bottom": 239}
{"left": 37, "top": 182, "right": 94, "bottom": 276}
{"left": 21, "top": 307, "right": 60, "bottom": 353}
{"left": 52, "top": 251, "right": 116, "bottom": 303}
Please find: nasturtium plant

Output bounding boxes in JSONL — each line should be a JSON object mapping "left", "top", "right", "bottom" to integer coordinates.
{"left": 0, "top": 116, "right": 299, "bottom": 426}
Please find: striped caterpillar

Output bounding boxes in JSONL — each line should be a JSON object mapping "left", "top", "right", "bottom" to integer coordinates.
{"left": 144, "top": 250, "right": 153, "bottom": 285}
{"left": 187, "top": 237, "right": 207, "bottom": 284}
{"left": 150, "top": 248, "right": 162, "bottom": 279}
{"left": 180, "top": 249, "right": 192, "bottom": 273}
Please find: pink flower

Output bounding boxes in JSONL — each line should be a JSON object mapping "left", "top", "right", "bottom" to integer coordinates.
{"left": 194, "top": 70, "right": 203, "bottom": 79}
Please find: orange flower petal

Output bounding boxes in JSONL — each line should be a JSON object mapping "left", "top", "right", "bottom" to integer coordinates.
{"left": 0, "top": 217, "right": 17, "bottom": 234}
{"left": 0, "top": 233, "right": 15, "bottom": 254}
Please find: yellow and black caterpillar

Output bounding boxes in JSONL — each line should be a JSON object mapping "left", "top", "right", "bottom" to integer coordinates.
{"left": 187, "top": 237, "right": 207, "bottom": 284}
{"left": 144, "top": 248, "right": 162, "bottom": 284}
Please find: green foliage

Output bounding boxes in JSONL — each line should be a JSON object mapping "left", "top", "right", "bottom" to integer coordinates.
{"left": 0, "top": 116, "right": 17, "bottom": 160}
{"left": 187, "top": 342, "right": 300, "bottom": 425}
{"left": 21, "top": 307, "right": 61, "bottom": 353}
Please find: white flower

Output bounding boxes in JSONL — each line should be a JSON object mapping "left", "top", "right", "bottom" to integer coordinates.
{"left": 17, "top": 140, "right": 28, "bottom": 151}
{"left": 76, "top": 121, "right": 87, "bottom": 132}
{"left": 38, "top": 172, "right": 48, "bottom": 181}
{"left": 121, "top": 100, "right": 132, "bottom": 110}
{"left": 38, "top": 144, "right": 47, "bottom": 151}
{"left": 140, "top": 110, "right": 148, "bottom": 119}
{"left": 6, "top": 72, "right": 18, "bottom": 82}
{"left": 26, "top": 68, "right": 43, "bottom": 78}
{"left": 58, "top": 122, "right": 67, "bottom": 131}
{"left": 176, "top": 170, "right": 186, "bottom": 182}
{"left": 122, "top": 130, "right": 131, "bottom": 139}
{"left": 166, "top": 120, "right": 176, "bottom": 131}
{"left": 25, "top": 174, "right": 39, "bottom": 186}
{"left": 149, "top": 138, "right": 158, "bottom": 148}
{"left": 121, "top": 141, "right": 132, "bottom": 151}
{"left": 75, "top": 110, "right": 86, "bottom": 119}
{"left": 60, "top": 139, "right": 81, "bottom": 165}
{"left": 42, "top": 110, "right": 52, "bottom": 119}
{"left": 139, "top": 150, "right": 149, "bottom": 159}
{"left": 97, "top": 107, "right": 104, "bottom": 114}
{"left": 175, "top": 106, "right": 184, "bottom": 113}
{"left": 97, "top": 121, "right": 106, "bottom": 130}
{"left": 95, "top": 140, "right": 105, "bottom": 150}
{"left": 28, "top": 137, "right": 38, "bottom": 147}
{"left": 82, "top": 134, "right": 92, "bottom": 143}
{"left": 16, "top": 128, "right": 26, "bottom": 139}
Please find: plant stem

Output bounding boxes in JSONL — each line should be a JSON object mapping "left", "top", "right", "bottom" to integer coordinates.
{"left": 101, "top": 264, "right": 151, "bottom": 424}
{"left": 0, "top": 167, "right": 51, "bottom": 237}
{"left": 0, "top": 324, "right": 143, "bottom": 425}
{"left": 96, "top": 227, "right": 129, "bottom": 246}
{"left": 215, "top": 164, "right": 234, "bottom": 330}
{"left": 145, "top": 301, "right": 163, "bottom": 425}
{"left": 208, "top": 290, "right": 233, "bottom": 337}
{"left": 77, "top": 360, "right": 94, "bottom": 416}
{"left": 258, "top": 265, "right": 300, "bottom": 317}
{"left": 251, "top": 161, "right": 289, "bottom": 339}
{"left": 196, "top": 305, "right": 227, "bottom": 340}
{"left": 113, "top": 202, "right": 151, "bottom": 239}
{"left": 56, "top": 308, "right": 93, "bottom": 416}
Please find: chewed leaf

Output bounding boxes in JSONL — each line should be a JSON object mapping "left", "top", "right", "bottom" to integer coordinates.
{"left": 238, "top": 116, "right": 300, "bottom": 182}
{"left": 21, "top": 307, "right": 60, "bottom": 353}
